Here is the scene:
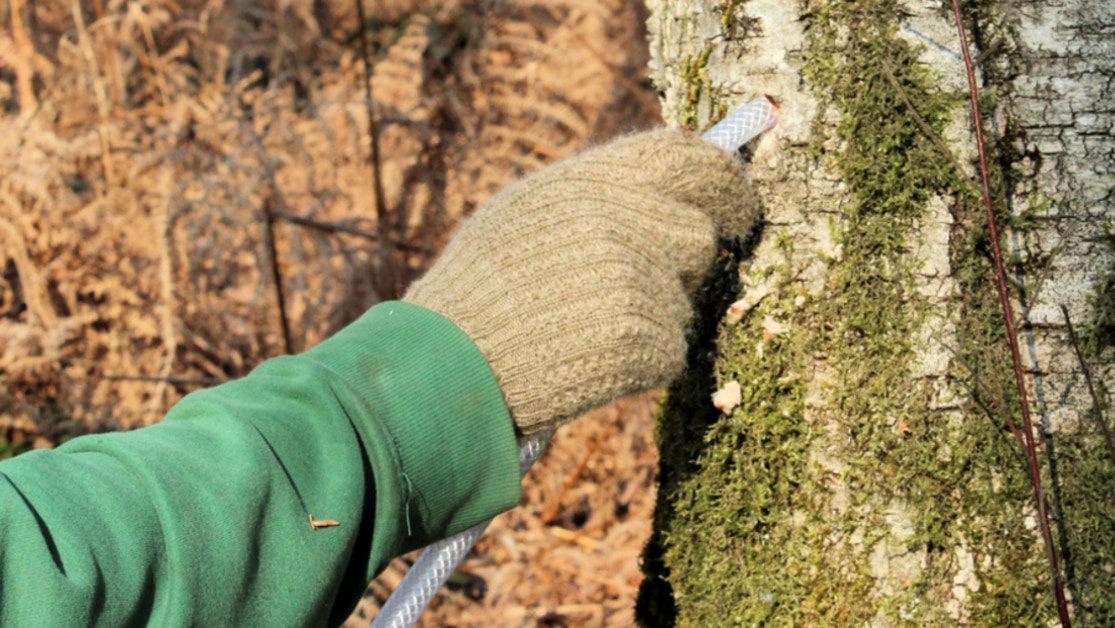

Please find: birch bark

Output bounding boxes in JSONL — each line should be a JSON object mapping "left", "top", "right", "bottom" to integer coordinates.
{"left": 639, "top": 1, "right": 1114, "bottom": 624}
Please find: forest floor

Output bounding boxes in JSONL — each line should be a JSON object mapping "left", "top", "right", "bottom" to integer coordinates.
{"left": 1, "top": 1, "right": 662, "bottom": 625}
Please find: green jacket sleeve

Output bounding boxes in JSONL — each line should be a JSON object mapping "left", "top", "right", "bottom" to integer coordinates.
{"left": 0, "top": 301, "right": 522, "bottom": 626}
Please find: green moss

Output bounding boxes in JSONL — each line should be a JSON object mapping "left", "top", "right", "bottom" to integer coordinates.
{"left": 1084, "top": 223, "right": 1115, "bottom": 355}
{"left": 1055, "top": 428, "right": 1115, "bottom": 625}
{"left": 717, "top": 0, "right": 760, "bottom": 42}
{"left": 674, "top": 0, "right": 771, "bottom": 132}
{"left": 678, "top": 49, "right": 713, "bottom": 130}
{"left": 1054, "top": 220, "right": 1115, "bottom": 623}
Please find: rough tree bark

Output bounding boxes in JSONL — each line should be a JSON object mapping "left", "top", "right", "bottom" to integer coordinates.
{"left": 637, "top": 0, "right": 1113, "bottom": 625}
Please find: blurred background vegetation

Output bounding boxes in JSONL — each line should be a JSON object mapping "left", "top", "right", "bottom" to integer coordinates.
{"left": 1, "top": 1, "right": 664, "bottom": 624}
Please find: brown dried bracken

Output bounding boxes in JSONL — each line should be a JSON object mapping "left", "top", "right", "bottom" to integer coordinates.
{"left": 309, "top": 514, "right": 341, "bottom": 530}
{"left": 2, "top": 1, "right": 659, "bottom": 625}
{"left": 1, "top": 0, "right": 652, "bottom": 432}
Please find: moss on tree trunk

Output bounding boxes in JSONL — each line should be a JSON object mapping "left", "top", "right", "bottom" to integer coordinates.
{"left": 637, "top": 0, "right": 1115, "bottom": 625}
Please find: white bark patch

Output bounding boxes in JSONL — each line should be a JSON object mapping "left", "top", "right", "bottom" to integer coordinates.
{"left": 911, "top": 194, "right": 958, "bottom": 382}
{"left": 948, "top": 540, "right": 979, "bottom": 623}
{"left": 711, "top": 380, "right": 742, "bottom": 413}
{"left": 1005, "top": 2, "right": 1115, "bottom": 434}
{"left": 725, "top": 279, "right": 773, "bottom": 324}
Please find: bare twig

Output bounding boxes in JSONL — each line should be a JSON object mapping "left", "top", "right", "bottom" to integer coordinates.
{"left": 262, "top": 196, "right": 295, "bottom": 355}
{"left": 0, "top": 214, "right": 56, "bottom": 328}
{"left": 149, "top": 200, "right": 182, "bottom": 418}
{"left": 540, "top": 420, "right": 617, "bottom": 525}
{"left": 97, "top": 373, "right": 225, "bottom": 387}
{"left": 9, "top": 0, "right": 37, "bottom": 111}
{"left": 70, "top": 0, "right": 115, "bottom": 190}
{"left": 353, "top": 0, "right": 398, "bottom": 298}
{"left": 234, "top": 116, "right": 301, "bottom": 357}
{"left": 879, "top": 59, "right": 978, "bottom": 192}
{"left": 949, "top": 3, "right": 1071, "bottom": 624}
{"left": 274, "top": 212, "right": 434, "bottom": 254}
{"left": 1061, "top": 304, "right": 1115, "bottom": 468}
{"left": 941, "top": 340, "right": 1028, "bottom": 456}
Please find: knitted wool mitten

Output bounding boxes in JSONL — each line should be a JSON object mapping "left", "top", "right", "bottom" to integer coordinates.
{"left": 404, "top": 129, "right": 760, "bottom": 434}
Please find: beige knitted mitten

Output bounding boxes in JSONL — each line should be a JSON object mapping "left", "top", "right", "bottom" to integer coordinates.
{"left": 404, "top": 129, "right": 760, "bottom": 434}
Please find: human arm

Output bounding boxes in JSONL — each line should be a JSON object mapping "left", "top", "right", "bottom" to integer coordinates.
{"left": 0, "top": 128, "right": 758, "bottom": 625}
{"left": 0, "top": 302, "right": 520, "bottom": 626}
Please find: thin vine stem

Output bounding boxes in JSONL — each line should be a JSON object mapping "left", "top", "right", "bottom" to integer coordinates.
{"left": 948, "top": 2, "right": 1071, "bottom": 624}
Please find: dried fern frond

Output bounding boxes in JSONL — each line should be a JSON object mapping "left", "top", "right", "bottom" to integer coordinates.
{"left": 0, "top": 0, "right": 656, "bottom": 456}
{"left": 2, "top": 0, "right": 660, "bottom": 621}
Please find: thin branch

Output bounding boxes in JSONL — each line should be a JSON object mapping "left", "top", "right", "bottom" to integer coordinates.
{"left": 540, "top": 418, "right": 617, "bottom": 525}
{"left": 1061, "top": 304, "right": 1115, "bottom": 468}
{"left": 944, "top": 342, "right": 1028, "bottom": 456}
{"left": 98, "top": 374, "right": 225, "bottom": 387}
{"left": 70, "top": 0, "right": 115, "bottom": 190}
{"left": 262, "top": 196, "right": 295, "bottom": 355}
{"left": 274, "top": 212, "right": 434, "bottom": 254}
{"left": 9, "top": 0, "right": 37, "bottom": 111}
{"left": 949, "top": 3, "right": 1070, "bottom": 624}
{"left": 235, "top": 112, "right": 301, "bottom": 356}
{"left": 879, "top": 59, "right": 978, "bottom": 192}
{"left": 352, "top": 0, "right": 398, "bottom": 298}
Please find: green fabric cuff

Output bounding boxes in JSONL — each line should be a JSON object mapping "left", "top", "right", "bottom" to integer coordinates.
{"left": 303, "top": 300, "right": 521, "bottom": 560}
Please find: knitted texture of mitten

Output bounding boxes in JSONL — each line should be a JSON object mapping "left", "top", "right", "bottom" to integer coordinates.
{"left": 404, "top": 129, "right": 760, "bottom": 434}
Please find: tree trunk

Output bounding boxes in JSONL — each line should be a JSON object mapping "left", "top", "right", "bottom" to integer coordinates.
{"left": 637, "top": 0, "right": 1114, "bottom": 625}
